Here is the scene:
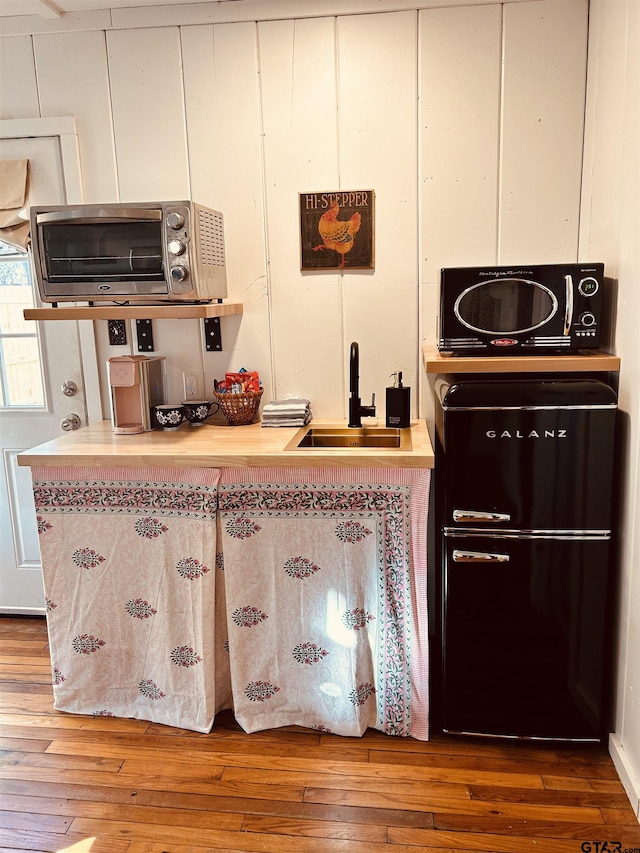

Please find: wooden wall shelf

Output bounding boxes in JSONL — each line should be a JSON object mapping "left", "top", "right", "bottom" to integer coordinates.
{"left": 23, "top": 303, "right": 243, "bottom": 321}
{"left": 423, "top": 346, "right": 620, "bottom": 374}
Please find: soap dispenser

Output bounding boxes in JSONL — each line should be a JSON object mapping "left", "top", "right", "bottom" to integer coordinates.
{"left": 386, "top": 371, "right": 411, "bottom": 428}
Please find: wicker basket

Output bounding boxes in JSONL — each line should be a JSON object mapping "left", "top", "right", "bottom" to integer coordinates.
{"left": 214, "top": 389, "right": 263, "bottom": 426}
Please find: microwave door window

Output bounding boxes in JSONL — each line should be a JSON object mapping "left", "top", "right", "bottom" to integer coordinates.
{"left": 455, "top": 280, "right": 558, "bottom": 335}
{"left": 43, "top": 222, "right": 164, "bottom": 282}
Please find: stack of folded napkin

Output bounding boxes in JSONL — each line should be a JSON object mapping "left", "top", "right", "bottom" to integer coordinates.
{"left": 261, "top": 398, "right": 312, "bottom": 428}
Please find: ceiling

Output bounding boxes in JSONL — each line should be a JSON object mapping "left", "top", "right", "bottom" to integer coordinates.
{"left": 0, "top": 0, "right": 242, "bottom": 17}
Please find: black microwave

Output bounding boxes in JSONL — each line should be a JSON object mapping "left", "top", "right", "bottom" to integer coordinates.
{"left": 438, "top": 263, "right": 604, "bottom": 355}
{"left": 29, "top": 201, "right": 227, "bottom": 304}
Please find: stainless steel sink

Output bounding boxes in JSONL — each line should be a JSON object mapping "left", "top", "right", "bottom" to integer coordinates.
{"left": 289, "top": 427, "right": 412, "bottom": 450}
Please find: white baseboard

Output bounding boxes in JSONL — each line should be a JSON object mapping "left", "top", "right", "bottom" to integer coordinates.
{"left": 0, "top": 607, "right": 46, "bottom": 616}
{"left": 609, "top": 732, "right": 640, "bottom": 822}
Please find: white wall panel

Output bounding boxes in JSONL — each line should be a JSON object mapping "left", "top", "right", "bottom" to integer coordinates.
{"left": 106, "top": 25, "right": 194, "bottom": 405}
{"left": 106, "top": 26, "right": 190, "bottom": 202}
{"left": 259, "top": 17, "right": 343, "bottom": 414}
{"left": 0, "top": 35, "right": 39, "bottom": 118}
{"left": 500, "top": 0, "right": 589, "bottom": 262}
{"left": 338, "top": 11, "right": 418, "bottom": 418}
{"left": 419, "top": 3, "right": 502, "bottom": 286}
{"left": 418, "top": 3, "right": 502, "bottom": 426}
{"left": 182, "top": 22, "right": 272, "bottom": 404}
{"left": 143, "top": 317, "right": 206, "bottom": 405}
{"left": 33, "top": 30, "right": 118, "bottom": 204}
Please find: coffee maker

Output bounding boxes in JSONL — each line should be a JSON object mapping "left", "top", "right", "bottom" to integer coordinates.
{"left": 107, "top": 355, "right": 166, "bottom": 434}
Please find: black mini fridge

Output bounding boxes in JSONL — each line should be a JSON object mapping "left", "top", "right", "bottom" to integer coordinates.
{"left": 435, "top": 378, "right": 617, "bottom": 741}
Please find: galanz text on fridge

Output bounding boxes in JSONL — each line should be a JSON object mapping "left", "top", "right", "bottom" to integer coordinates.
{"left": 486, "top": 429, "right": 568, "bottom": 439}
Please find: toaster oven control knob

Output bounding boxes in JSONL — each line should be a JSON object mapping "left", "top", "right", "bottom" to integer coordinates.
{"left": 166, "top": 212, "right": 185, "bottom": 230}
{"left": 578, "top": 276, "right": 599, "bottom": 297}
{"left": 580, "top": 311, "right": 596, "bottom": 327}
{"left": 168, "top": 239, "right": 186, "bottom": 256}
{"left": 170, "top": 265, "right": 189, "bottom": 282}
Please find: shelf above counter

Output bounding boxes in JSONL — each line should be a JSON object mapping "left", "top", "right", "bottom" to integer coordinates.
{"left": 23, "top": 302, "right": 243, "bottom": 321}
{"left": 423, "top": 346, "right": 620, "bottom": 374}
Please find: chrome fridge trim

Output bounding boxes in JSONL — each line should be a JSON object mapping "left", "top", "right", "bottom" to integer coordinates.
{"left": 444, "top": 527, "right": 611, "bottom": 540}
{"left": 441, "top": 404, "right": 617, "bottom": 412}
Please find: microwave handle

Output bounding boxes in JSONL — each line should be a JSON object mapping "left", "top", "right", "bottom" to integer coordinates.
{"left": 35, "top": 208, "right": 163, "bottom": 224}
{"left": 563, "top": 274, "right": 574, "bottom": 336}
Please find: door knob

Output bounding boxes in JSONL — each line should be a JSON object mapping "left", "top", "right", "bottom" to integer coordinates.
{"left": 61, "top": 380, "right": 78, "bottom": 397}
{"left": 60, "top": 413, "right": 81, "bottom": 431}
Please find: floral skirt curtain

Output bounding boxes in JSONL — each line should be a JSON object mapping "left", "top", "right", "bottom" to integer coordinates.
{"left": 31, "top": 466, "right": 224, "bottom": 733}
{"left": 32, "top": 465, "right": 430, "bottom": 740}
{"left": 218, "top": 467, "right": 430, "bottom": 740}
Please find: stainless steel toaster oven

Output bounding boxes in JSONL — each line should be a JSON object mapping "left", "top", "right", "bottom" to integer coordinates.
{"left": 29, "top": 200, "right": 227, "bottom": 304}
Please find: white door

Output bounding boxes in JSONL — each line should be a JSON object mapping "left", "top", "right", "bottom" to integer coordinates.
{"left": 0, "top": 118, "right": 95, "bottom": 614}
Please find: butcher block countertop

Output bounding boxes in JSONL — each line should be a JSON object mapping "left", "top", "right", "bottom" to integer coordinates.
{"left": 17, "top": 419, "right": 434, "bottom": 470}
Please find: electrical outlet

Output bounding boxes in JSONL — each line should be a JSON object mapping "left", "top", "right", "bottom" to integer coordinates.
{"left": 183, "top": 371, "right": 202, "bottom": 400}
{"left": 108, "top": 319, "right": 127, "bottom": 346}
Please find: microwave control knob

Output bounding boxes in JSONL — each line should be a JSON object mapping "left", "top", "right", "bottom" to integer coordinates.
{"left": 578, "top": 277, "right": 599, "bottom": 297}
{"left": 166, "top": 212, "right": 185, "bottom": 230}
{"left": 580, "top": 312, "right": 596, "bottom": 327}
{"left": 167, "top": 239, "right": 185, "bottom": 256}
{"left": 170, "top": 265, "right": 189, "bottom": 282}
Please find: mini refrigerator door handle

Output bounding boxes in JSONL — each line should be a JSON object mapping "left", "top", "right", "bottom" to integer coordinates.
{"left": 453, "top": 509, "right": 511, "bottom": 523}
{"left": 452, "top": 549, "right": 510, "bottom": 563}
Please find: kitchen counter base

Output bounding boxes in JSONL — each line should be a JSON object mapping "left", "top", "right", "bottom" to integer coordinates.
{"left": 31, "top": 463, "right": 430, "bottom": 739}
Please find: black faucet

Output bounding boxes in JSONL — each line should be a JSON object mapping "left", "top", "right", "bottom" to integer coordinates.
{"left": 348, "top": 341, "right": 376, "bottom": 428}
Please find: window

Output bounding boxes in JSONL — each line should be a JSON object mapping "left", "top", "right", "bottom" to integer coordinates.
{"left": 0, "top": 240, "right": 45, "bottom": 407}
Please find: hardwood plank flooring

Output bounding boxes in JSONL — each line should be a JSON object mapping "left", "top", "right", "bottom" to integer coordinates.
{"left": 1, "top": 616, "right": 639, "bottom": 853}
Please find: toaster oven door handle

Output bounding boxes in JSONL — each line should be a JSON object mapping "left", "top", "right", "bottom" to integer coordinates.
{"left": 563, "top": 274, "right": 574, "bottom": 336}
{"left": 35, "top": 208, "right": 163, "bottom": 224}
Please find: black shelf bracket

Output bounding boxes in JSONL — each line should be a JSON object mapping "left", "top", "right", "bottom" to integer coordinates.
{"left": 136, "top": 319, "right": 154, "bottom": 352}
{"left": 204, "top": 317, "right": 222, "bottom": 351}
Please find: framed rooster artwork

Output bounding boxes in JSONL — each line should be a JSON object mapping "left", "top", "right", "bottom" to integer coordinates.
{"left": 299, "top": 190, "right": 375, "bottom": 271}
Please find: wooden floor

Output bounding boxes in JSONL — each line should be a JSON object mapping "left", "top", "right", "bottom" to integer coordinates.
{"left": 1, "top": 616, "right": 639, "bottom": 853}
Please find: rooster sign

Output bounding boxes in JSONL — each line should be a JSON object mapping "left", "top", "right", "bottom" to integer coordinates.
{"left": 299, "top": 190, "right": 374, "bottom": 271}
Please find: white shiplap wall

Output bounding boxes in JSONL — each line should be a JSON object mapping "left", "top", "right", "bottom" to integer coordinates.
{"left": 0, "top": 0, "right": 589, "bottom": 422}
